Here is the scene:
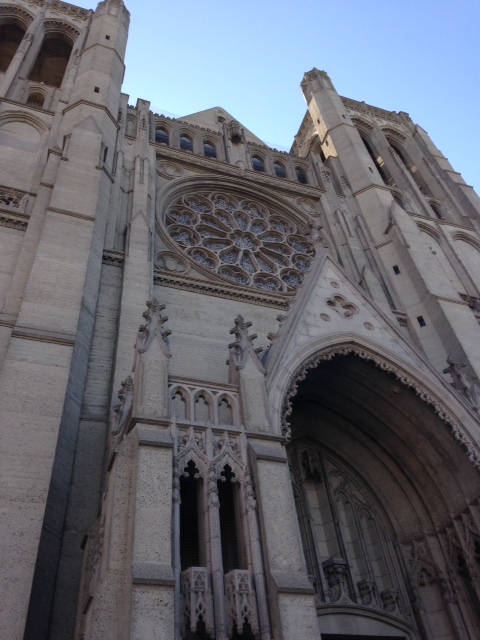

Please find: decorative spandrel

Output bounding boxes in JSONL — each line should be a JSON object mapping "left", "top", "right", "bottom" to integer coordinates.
{"left": 164, "top": 191, "right": 315, "bottom": 292}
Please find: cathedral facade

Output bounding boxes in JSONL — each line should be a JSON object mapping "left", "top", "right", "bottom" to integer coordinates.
{"left": 1, "top": 1, "right": 480, "bottom": 639}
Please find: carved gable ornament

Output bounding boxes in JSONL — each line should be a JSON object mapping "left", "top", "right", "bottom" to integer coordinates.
{"left": 163, "top": 191, "right": 315, "bottom": 292}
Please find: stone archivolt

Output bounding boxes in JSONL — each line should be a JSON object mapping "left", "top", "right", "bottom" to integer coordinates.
{"left": 164, "top": 191, "right": 315, "bottom": 293}
{"left": 281, "top": 344, "right": 480, "bottom": 468}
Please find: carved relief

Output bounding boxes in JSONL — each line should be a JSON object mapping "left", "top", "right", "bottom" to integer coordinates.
{"left": 225, "top": 570, "right": 260, "bottom": 639}
{"left": 443, "top": 356, "right": 480, "bottom": 412}
{"left": 157, "top": 161, "right": 184, "bottom": 180}
{"left": 181, "top": 567, "right": 215, "bottom": 638}
{"left": 325, "top": 294, "right": 359, "bottom": 318}
{"left": 154, "top": 251, "right": 189, "bottom": 274}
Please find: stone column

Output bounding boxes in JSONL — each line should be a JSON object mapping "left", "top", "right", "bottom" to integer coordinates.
{"left": 130, "top": 425, "right": 175, "bottom": 640}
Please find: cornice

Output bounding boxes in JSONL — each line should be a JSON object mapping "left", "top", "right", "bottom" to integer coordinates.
{"left": 341, "top": 97, "right": 403, "bottom": 125}
{"left": 154, "top": 271, "right": 290, "bottom": 310}
{"left": 0, "top": 211, "right": 28, "bottom": 230}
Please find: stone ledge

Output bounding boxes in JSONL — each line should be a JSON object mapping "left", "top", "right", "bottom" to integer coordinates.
{"left": 249, "top": 440, "right": 287, "bottom": 463}
{"left": 132, "top": 562, "right": 175, "bottom": 586}
{"left": 12, "top": 326, "right": 76, "bottom": 346}
{"left": 135, "top": 424, "right": 173, "bottom": 448}
{"left": 270, "top": 571, "right": 315, "bottom": 594}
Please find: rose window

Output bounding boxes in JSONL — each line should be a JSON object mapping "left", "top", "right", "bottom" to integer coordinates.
{"left": 165, "top": 192, "right": 315, "bottom": 292}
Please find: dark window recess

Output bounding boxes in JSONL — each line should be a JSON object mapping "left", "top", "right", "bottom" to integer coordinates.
{"left": 273, "top": 162, "right": 286, "bottom": 178}
{"left": 393, "top": 265, "right": 400, "bottom": 275}
{"left": 252, "top": 156, "right": 265, "bottom": 172}
{"left": 361, "top": 136, "right": 389, "bottom": 185}
{"left": 203, "top": 142, "right": 216, "bottom": 158}
{"left": 103, "top": 147, "right": 108, "bottom": 163}
{"left": 94, "top": 86, "right": 100, "bottom": 93}
{"left": 296, "top": 168, "right": 308, "bottom": 184}
{"left": 218, "top": 465, "right": 242, "bottom": 573}
{"left": 29, "top": 37, "right": 73, "bottom": 88}
{"left": 180, "top": 135, "right": 193, "bottom": 151}
{"left": 155, "top": 128, "right": 169, "bottom": 145}
{"left": 105, "top": 35, "right": 110, "bottom": 40}
{"left": 0, "top": 24, "right": 26, "bottom": 73}
{"left": 180, "top": 460, "right": 201, "bottom": 571}
{"left": 417, "top": 316, "right": 426, "bottom": 327}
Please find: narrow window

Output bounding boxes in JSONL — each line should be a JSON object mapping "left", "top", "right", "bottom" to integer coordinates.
{"left": 417, "top": 316, "right": 426, "bottom": 327}
{"left": 180, "top": 460, "right": 202, "bottom": 570}
{"left": 0, "top": 24, "right": 25, "bottom": 73}
{"left": 392, "top": 265, "right": 400, "bottom": 275}
{"left": 28, "top": 36, "right": 73, "bottom": 88}
{"left": 180, "top": 135, "right": 193, "bottom": 151}
{"left": 218, "top": 465, "right": 243, "bottom": 573}
{"left": 361, "top": 136, "right": 389, "bottom": 185}
{"left": 103, "top": 146, "right": 108, "bottom": 163}
{"left": 195, "top": 394, "right": 210, "bottom": 422}
{"left": 172, "top": 391, "right": 186, "bottom": 420}
{"left": 296, "top": 167, "right": 308, "bottom": 184}
{"left": 251, "top": 155, "right": 265, "bottom": 172}
{"left": 203, "top": 141, "right": 216, "bottom": 158}
{"left": 218, "top": 397, "right": 233, "bottom": 425}
{"left": 155, "top": 127, "right": 169, "bottom": 145}
{"left": 26, "top": 93, "right": 45, "bottom": 108}
{"left": 430, "top": 202, "right": 442, "bottom": 219}
{"left": 273, "top": 162, "right": 286, "bottom": 178}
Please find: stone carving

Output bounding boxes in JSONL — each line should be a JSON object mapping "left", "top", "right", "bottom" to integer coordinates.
{"left": 154, "top": 250, "right": 189, "bottom": 274}
{"left": 307, "top": 222, "right": 329, "bottom": 248}
{"left": 164, "top": 191, "right": 314, "bottom": 292}
{"left": 322, "top": 557, "right": 353, "bottom": 604}
{"left": 181, "top": 567, "right": 215, "bottom": 638}
{"left": 358, "top": 579, "right": 379, "bottom": 607}
{"left": 156, "top": 161, "right": 184, "bottom": 180}
{"left": 111, "top": 375, "right": 134, "bottom": 436}
{"left": 380, "top": 589, "right": 400, "bottom": 614}
{"left": 364, "top": 322, "right": 374, "bottom": 330}
{"left": 0, "top": 187, "right": 27, "bottom": 210}
{"left": 244, "top": 470, "right": 257, "bottom": 512}
{"left": 280, "top": 345, "right": 480, "bottom": 469}
{"left": 134, "top": 298, "right": 171, "bottom": 356}
{"left": 326, "top": 294, "right": 359, "bottom": 318}
{"left": 267, "top": 313, "right": 288, "bottom": 343}
{"left": 443, "top": 356, "right": 480, "bottom": 412}
{"left": 225, "top": 570, "right": 260, "bottom": 639}
{"left": 0, "top": 213, "right": 28, "bottom": 231}
{"left": 102, "top": 250, "right": 124, "bottom": 267}
{"left": 228, "top": 315, "right": 263, "bottom": 370}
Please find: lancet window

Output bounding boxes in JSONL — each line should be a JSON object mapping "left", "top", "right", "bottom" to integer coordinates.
{"left": 0, "top": 24, "right": 25, "bottom": 73}
{"left": 289, "top": 440, "right": 408, "bottom": 613}
{"left": 28, "top": 35, "right": 73, "bottom": 88}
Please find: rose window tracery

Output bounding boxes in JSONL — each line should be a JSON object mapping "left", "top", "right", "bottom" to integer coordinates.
{"left": 165, "top": 192, "right": 315, "bottom": 292}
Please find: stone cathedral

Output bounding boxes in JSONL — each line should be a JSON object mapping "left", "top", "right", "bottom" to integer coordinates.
{"left": 2, "top": 1, "right": 480, "bottom": 639}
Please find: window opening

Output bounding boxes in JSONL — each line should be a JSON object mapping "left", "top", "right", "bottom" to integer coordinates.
{"left": 296, "top": 167, "right": 308, "bottom": 184}
{"left": 26, "top": 92, "right": 45, "bottom": 108}
{"left": 28, "top": 36, "right": 73, "bottom": 88}
{"left": 0, "top": 24, "right": 25, "bottom": 73}
{"left": 218, "top": 465, "right": 243, "bottom": 573}
{"left": 273, "top": 162, "right": 286, "bottom": 178}
{"left": 361, "top": 136, "right": 389, "bottom": 185}
{"left": 155, "top": 127, "right": 169, "bottom": 145}
{"left": 218, "top": 398, "right": 233, "bottom": 425}
{"left": 203, "top": 142, "right": 216, "bottom": 158}
{"left": 173, "top": 391, "right": 187, "bottom": 420}
{"left": 195, "top": 394, "right": 210, "bottom": 422}
{"left": 417, "top": 316, "right": 426, "bottom": 327}
{"left": 180, "top": 135, "right": 193, "bottom": 151}
{"left": 430, "top": 202, "right": 442, "bottom": 219}
{"left": 251, "top": 156, "right": 265, "bottom": 172}
{"left": 393, "top": 265, "right": 400, "bottom": 275}
{"left": 180, "top": 460, "right": 202, "bottom": 570}
{"left": 94, "top": 86, "right": 100, "bottom": 93}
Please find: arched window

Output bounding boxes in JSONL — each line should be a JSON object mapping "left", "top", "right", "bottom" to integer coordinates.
{"left": 180, "top": 134, "right": 193, "bottom": 151}
{"left": 28, "top": 35, "right": 73, "bottom": 88}
{"left": 203, "top": 141, "right": 216, "bottom": 158}
{"left": 155, "top": 127, "right": 169, "bottom": 145}
{"left": 0, "top": 24, "right": 25, "bottom": 73}
{"left": 429, "top": 201, "right": 442, "bottom": 219}
{"left": 26, "top": 92, "right": 45, "bottom": 109}
{"left": 251, "top": 155, "right": 265, "bottom": 172}
{"left": 388, "top": 139, "right": 430, "bottom": 195}
{"left": 295, "top": 167, "right": 308, "bottom": 184}
{"left": 361, "top": 135, "right": 389, "bottom": 185}
{"left": 273, "top": 162, "right": 286, "bottom": 178}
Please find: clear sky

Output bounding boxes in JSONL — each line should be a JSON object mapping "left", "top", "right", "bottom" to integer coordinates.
{"left": 77, "top": 0, "right": 479, "bottom": 191}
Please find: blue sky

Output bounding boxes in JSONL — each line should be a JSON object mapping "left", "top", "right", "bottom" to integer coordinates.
{"left": 77, "top": 0, "right": 479, "bottom": 191}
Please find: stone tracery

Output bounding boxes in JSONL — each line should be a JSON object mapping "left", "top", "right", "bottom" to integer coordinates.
{"left": 165, "top": 191, "right": 315, "bottom": 292}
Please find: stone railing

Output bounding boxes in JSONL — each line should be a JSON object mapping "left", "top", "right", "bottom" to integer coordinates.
{"left": 224, "top": 569, "right": 260, "bottom": 638}
{"left": 181, "top": 567, "right": 214, "bottom": 638}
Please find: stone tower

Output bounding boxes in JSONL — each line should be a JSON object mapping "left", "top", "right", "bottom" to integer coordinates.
{"left": 0, "top": 3, "right": 480, "bottom": 640}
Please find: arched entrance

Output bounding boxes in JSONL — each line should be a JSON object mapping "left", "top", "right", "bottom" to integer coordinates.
{"left": 285, "top": 349, "right": 480, "bottom": 640}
